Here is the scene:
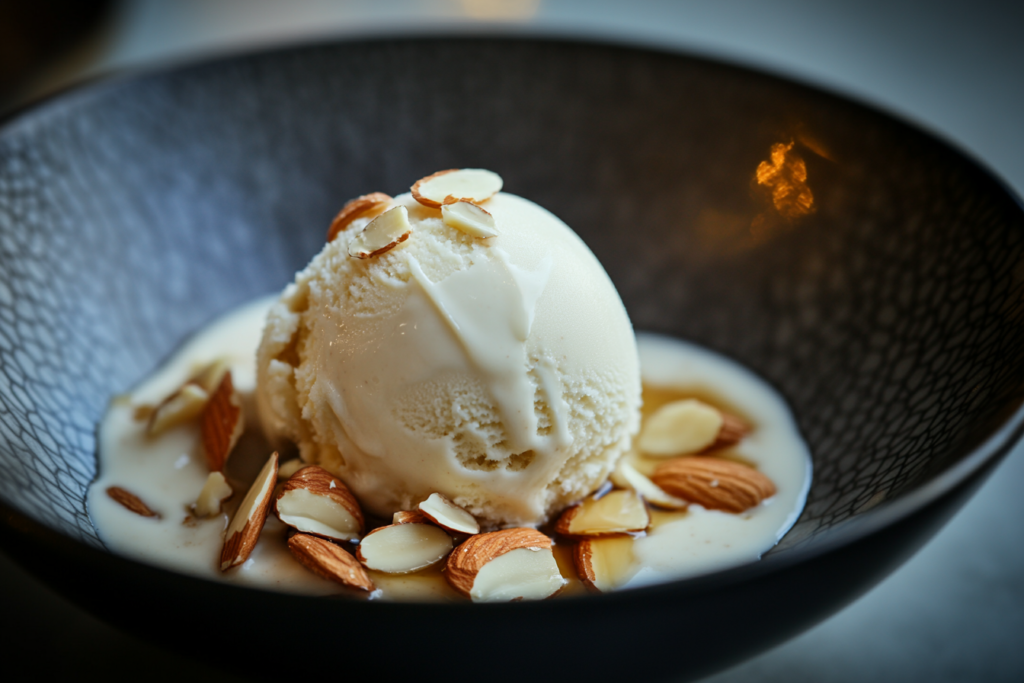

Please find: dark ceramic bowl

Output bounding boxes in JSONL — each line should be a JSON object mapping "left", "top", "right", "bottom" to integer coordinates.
{"left": 2, "top": 37, "right": 1023, "bottom": 683}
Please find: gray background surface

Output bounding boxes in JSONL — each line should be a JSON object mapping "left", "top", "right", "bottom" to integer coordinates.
{"left": 2, "top": 1, "right": 1022, "bottom": 680}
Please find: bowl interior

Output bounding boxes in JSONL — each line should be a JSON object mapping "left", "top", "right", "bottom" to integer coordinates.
{"left": 1, "top": 37, "right": 1023, "bottom": 560}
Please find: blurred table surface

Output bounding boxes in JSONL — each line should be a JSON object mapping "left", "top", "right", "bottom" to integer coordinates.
{"left": 1, "top": 1, "right": 1022, "bottom": 681}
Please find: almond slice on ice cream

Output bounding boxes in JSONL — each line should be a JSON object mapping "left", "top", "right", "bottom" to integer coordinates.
{"left": 610, "top": 460, "right": 688, "bottom": 510}
{"left": 356, "top": 522, "right": 453, "bottom": 573}
{"left": 288, "top": 533, "right": 375, "bottom": 592}
{"left": 638, "top": 399, "right": 749, "bottom": 456}
{"left": 393, "top": 510, "right": 429, "bottom": 525}
{"left": 194, "top": 471, "right": 233, "bottom": 517}
{"left": 417, "top": 493, "right": 480, "bottom": 535}
{"left": 554, "top": 489, "right": 650, "bottom": 537}
{"left": 411, "top": 169, "right": 503, "bottom": 208}
{"left": 446, "top": 528, "right": 564, "bottom": 602}
{"left": 274, "top": 466, "right": 365, "bottom": 541}
{"left": 651, "top": 456, "right": 776, "bottom": 513}
{"left": 440, "top": 200, "right": 498, "bottom": 238}
{"left": 574, "top": 536, "right": 638, "bottom": 593}
{"left": 348, "top": 205, "right": 412, "bottom": 259}
{"left": 220, "top": 451, "right": 279, "bottom": 571}
{"left": 107, "top": 486, "right": 159, "bottom": 518}
{"left": 327, "top": 192, "right": 392, "bottom": 242}
{"left": 201, "top": 370, "right": 244, "bottom": 472}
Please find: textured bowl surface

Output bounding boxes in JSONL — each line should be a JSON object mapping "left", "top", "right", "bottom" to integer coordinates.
{"left": 1, "top": 37, "right": 1023, "bottom": 682}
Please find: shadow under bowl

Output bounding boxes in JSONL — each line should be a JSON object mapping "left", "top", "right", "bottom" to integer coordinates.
{"left": 1, "top": 36, "right": 1023, "bottom": 683}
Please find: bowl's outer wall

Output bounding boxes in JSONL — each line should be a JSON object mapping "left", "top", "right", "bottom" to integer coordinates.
{"left": 1, "top": 37, "right": 1024, "bottom": 680}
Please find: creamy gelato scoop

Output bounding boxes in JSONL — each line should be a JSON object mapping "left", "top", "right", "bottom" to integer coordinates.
{"left": 256, "top": 173, "right": 640, "bottom": 527}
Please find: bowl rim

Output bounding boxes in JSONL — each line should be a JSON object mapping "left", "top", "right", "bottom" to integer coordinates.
{"left": 2, "top": 31, "right": 1024, "bottom": 609}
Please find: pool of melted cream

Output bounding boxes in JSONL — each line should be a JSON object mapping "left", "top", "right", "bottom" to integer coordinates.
{"left": 88, "top": 296, "right": 811, "bottom": 600}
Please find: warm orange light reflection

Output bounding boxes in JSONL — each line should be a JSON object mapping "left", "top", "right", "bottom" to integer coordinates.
{"left": 459, "top": 0, "right": 541, "bottom": 20}
{"left": 755, "top": 141, "right": 815, "bottom": 218}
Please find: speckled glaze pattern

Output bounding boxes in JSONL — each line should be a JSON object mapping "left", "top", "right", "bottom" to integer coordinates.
{"left": 1, "top": 38, "right": 1023, "bottom": 557}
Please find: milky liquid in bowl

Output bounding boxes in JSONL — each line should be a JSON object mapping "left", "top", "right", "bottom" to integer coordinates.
{"left": 88, "top": 297, "right": 811, "bottom": 599}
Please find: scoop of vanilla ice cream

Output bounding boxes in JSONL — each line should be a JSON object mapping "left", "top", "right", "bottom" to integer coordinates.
{"left": 256, "top": 190, "right": 640, "bottom": 527}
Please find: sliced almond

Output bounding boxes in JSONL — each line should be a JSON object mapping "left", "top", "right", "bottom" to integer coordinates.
{"left": 393, "top": 510, "right": 429, "bottom": 525}
{"left": 191, "top": 359, "right": 230, "bottom": 393}
{"left": 651, "top": 456, "right": 776, "bottom": 513}
{"left": 411, "top": 168, "right": 503, "bottom": 208}
{"left": 445, "top": 528, "right": 564, "bottom": 602}
{"left": 417, "top": 493, "right": 480, "bottom": 536}
{"left": 194, "top": 471, "right": 233, "bottom": 517}
{"left": 712, "top": 411, "right": 751, "bottom": 451}
{"left": 348, "top": 205, "right": 412, "bottom": 259}
{"left": 200, "top": 370, "right": 244, "bottom": 472}
{"left": 574, "top": 536, "right": 638, "bottom": 593}
{"left": 144, "top": 360, "right": 230, "bottom": 436}
{"left": 133, "top": 403, "right": 155, "bottom": 422}
{"left": 147, "top": 384, "right": 209, "bottom": 436}
{"left": 220, "top": 451, "right": 279, "bottom": 571}
{"left": 273, "top": 466, "right": 364, "bottom": 541}
{"left": 441, "top": 200, "right": 498, "bottom": 238}
{"left": 107, "top": 486, "right": 159, "bottom": 518}
{"left": 638, "top": 399, "right": 748, "bottom": 456}
{"left": 610, "top": 460, "right": 688, "bottom": 510}
{"left": 277, "top": 458, "right": 305, "bottom": 480}
{"left": 288, "top": 533, "right": 375, "bottom": 592}
{"left": 356, "top": 522, "right": 453, "bottom": 574}
{"left": 326, "top": 192, "right": 392, "bottom": 242}
{"left": 554, "top": 489, "right": 650, "bottom": 537}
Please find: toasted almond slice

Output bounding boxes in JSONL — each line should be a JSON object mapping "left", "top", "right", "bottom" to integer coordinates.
{"left": 411, "top": 169, "right": 503, "bottom": 208}
{"left": 191, "top": 359, "right": 230, "bottom": 393}
{"left": 107, "top": 486, "right": 159, "bottom": 518}
{"left": 274, "top": 466, "right": 364, "bottom": 541}
{"left": 348, "top": 205, "right": 412, "bottom": 259}
{"left": 712, "top": 411, "right": 751, "bottom": 451}
{"left": 610, "top": 460, "right": 688, "bottom": 510}
{"left": 574, "top": 536, "right": 638, "bottom": 593}
{"left": 277, "top": 458, "right": 305, "bottom": 480}
{"left": 393, "top": 510, "right": 429, "bottom": 525}
{"left": 133, "top": 403, "right": 155, "bottom": 422}
{"left": 651, "top": 456, "right": 776, "bottom": 513}
{"left": 471, "top": 548, "right": 565, "bottom": 603}
{"left": 288, "top": 533, "right": 375, "bottom": 592}
{"left": 418, "top": 493, "right": 480, "bottom": 535}
{"left": 555, "top": 489, "right": 650, "bottom": 537}
{"left": 326, "top": 192, "right": 393, "bottom": 242}
{"left": 441, "top": 200, "right": 498, "bottom": 238}
{"left": 201, "top": 370, "right": 244, "bottom": 472}
{"left": 220, "top": 451, "right": 279, "bottom": 571}
{"left": 445, "top": 528, "right": 564, "bottom": 602}
{"left": 638, "top": 399, "right": 749, "bottom": 456}
{"left": 147, "top": 384, "right": 209, "bottom": 436}
{"left": 356, "top": 522, "right": 453, "bottom": 574}
{"left": 144, "top": 360, "right": 230, "bottom": 436}
{"left": 194, "top": 471, "right": 233, "bottom": 517}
